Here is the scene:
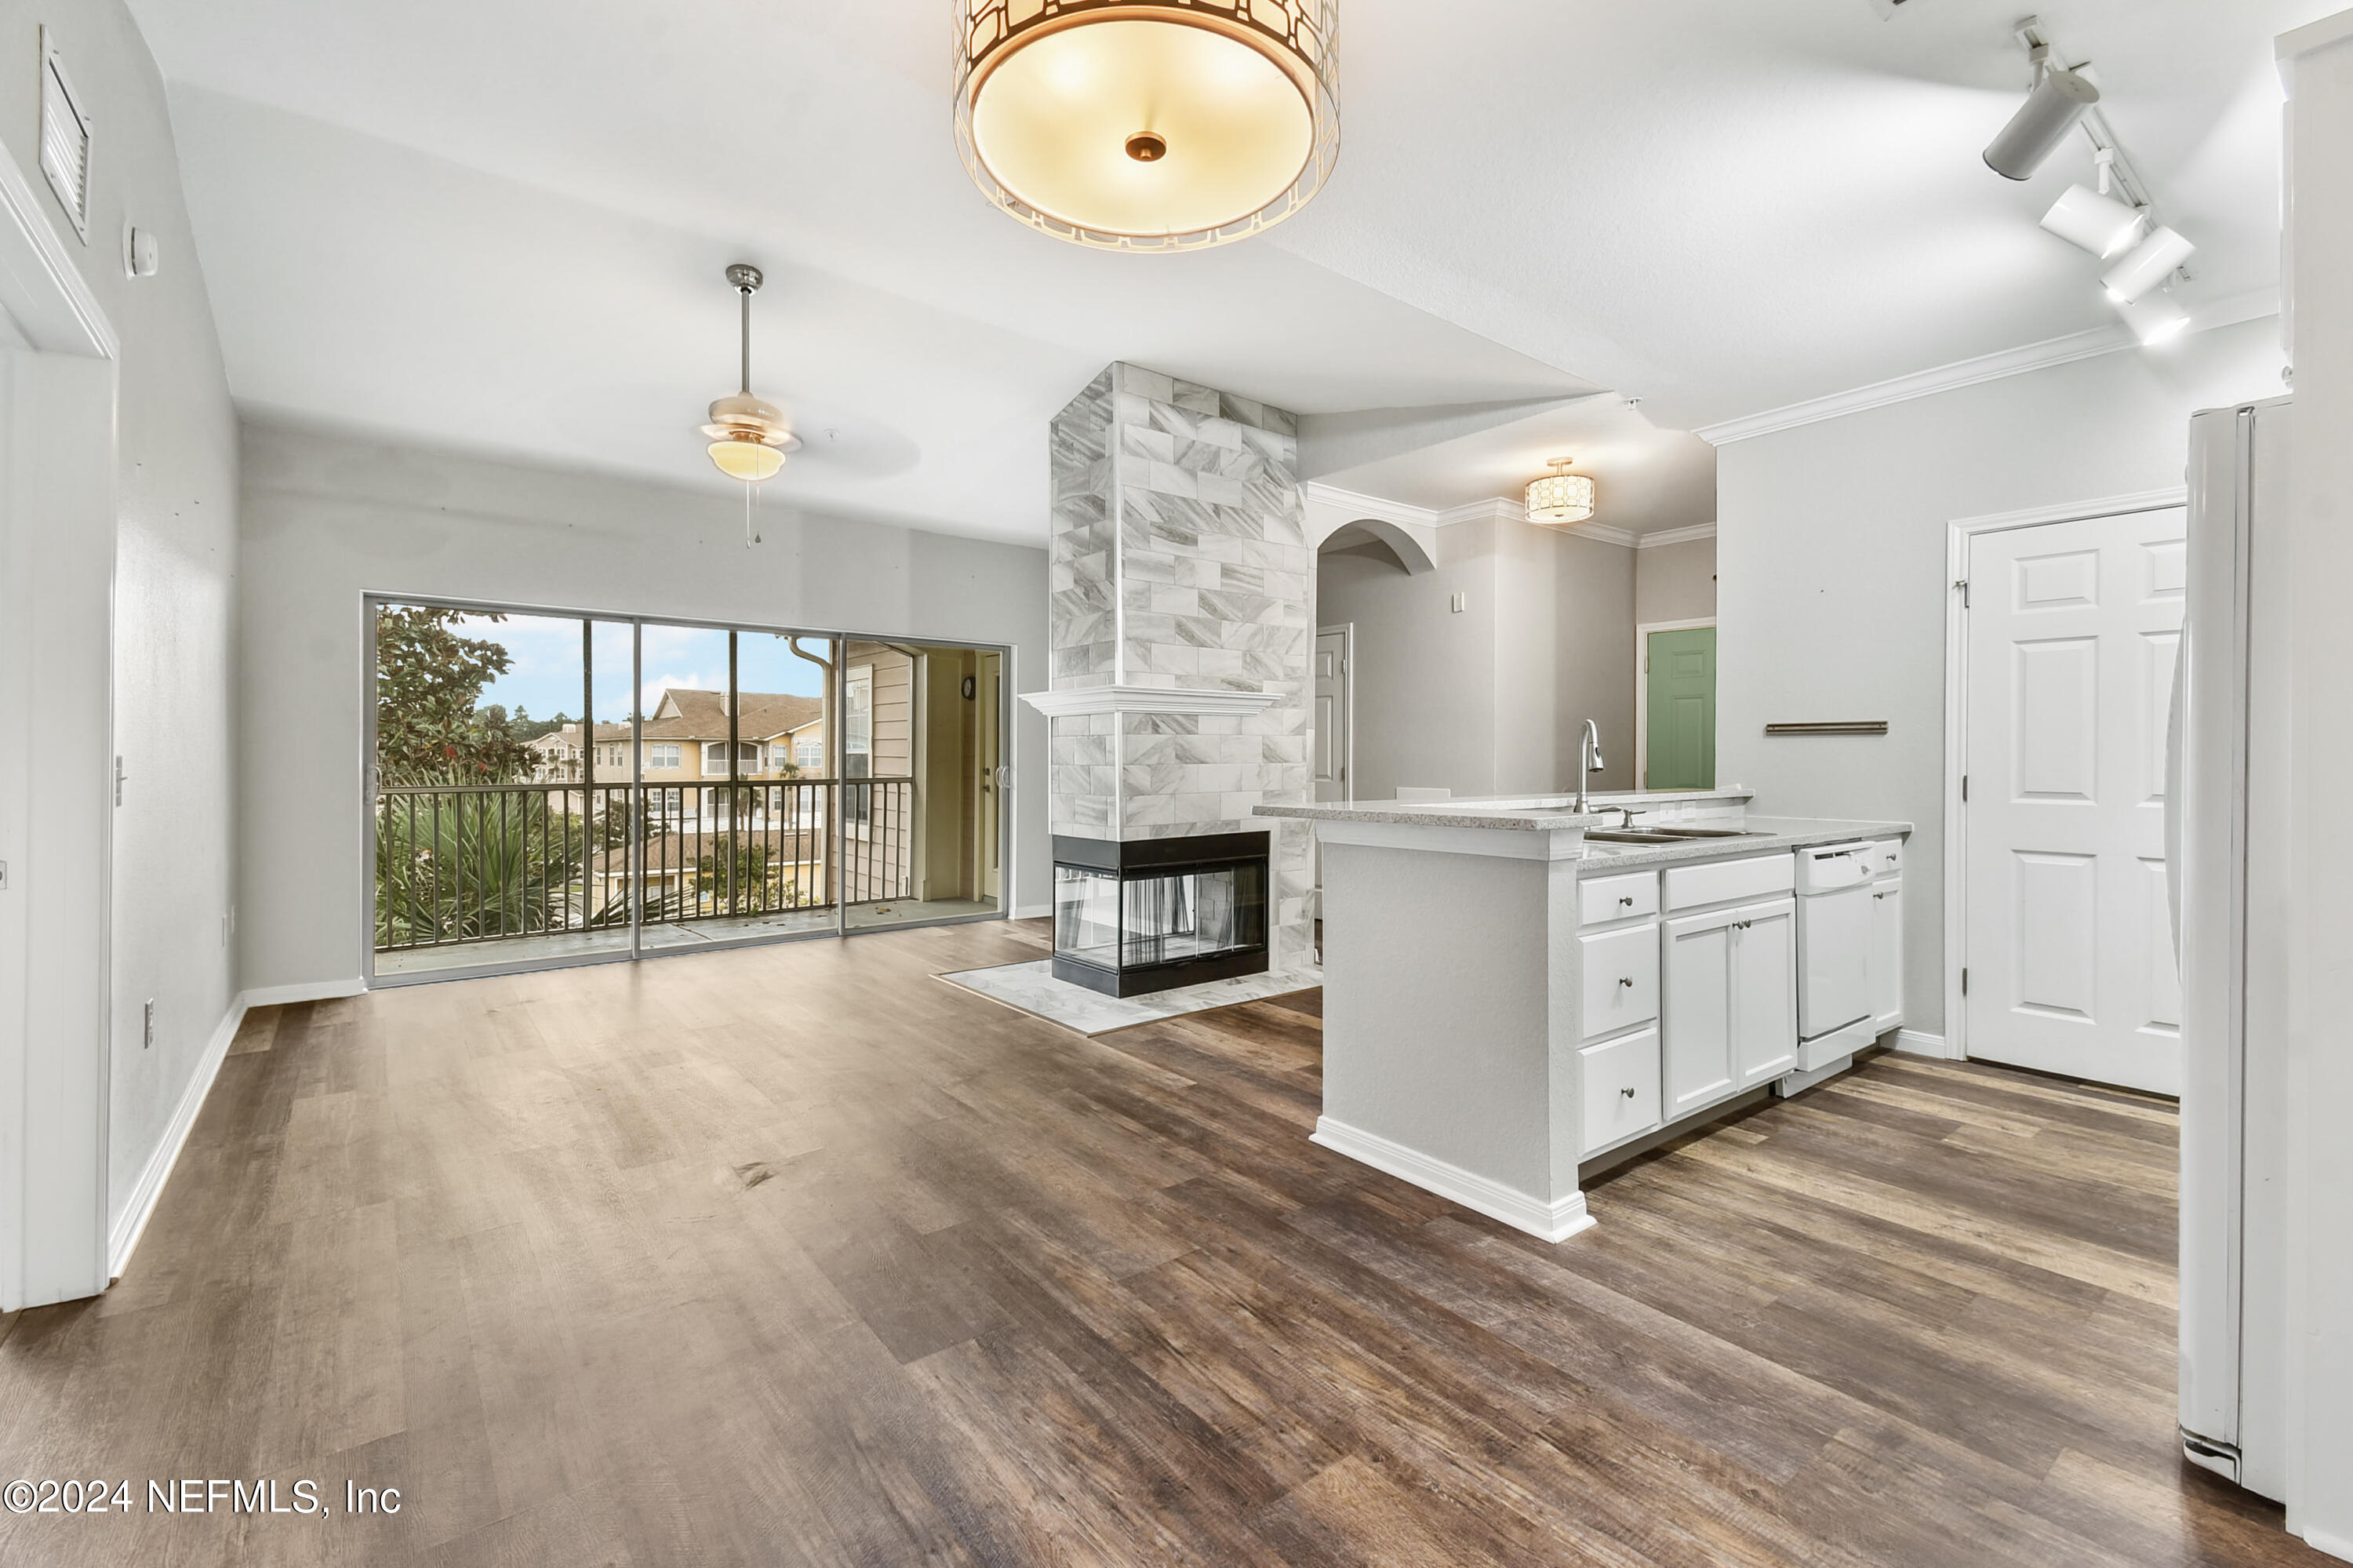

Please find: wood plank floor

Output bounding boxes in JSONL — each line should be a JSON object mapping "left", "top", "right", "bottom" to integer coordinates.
{"left": 0, "top": 919, "right": 2326, "bottom": 1566}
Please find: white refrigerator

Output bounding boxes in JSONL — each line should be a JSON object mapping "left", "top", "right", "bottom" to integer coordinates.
{"left": 2171, "top": 395, "right": 2291, "bottom": 1501}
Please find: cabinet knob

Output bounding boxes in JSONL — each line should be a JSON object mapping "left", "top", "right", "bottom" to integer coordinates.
{"left": 1619, "top": 896, "right": 1634, "bottom": 907}
{"left": 1619, "top": 975, "right": 1635, "bottom": 987}
{"left": 1620, "top": 1086, "right": 1637, "bottom": 1098}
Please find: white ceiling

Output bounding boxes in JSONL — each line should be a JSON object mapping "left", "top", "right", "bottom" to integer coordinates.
{"left": 129, "top": 0, "right": 2331, "bottom": 544}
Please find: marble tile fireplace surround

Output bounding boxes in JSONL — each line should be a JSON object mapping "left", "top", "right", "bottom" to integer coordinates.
{"left": 1024, "top": 362, "right": 1315, "bottom": 977}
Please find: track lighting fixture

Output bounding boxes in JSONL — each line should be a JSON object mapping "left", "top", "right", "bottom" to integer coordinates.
{"left": 1983, "top": 64, "right": 2099, "bottom": 180}
{"left": 2039, "top": 183, "right": 2147, "bottom": 259}
{"left": 2100, "top": 225, "right": 2196, "bottom": 305}
{"left": 2113, "top": 291, "right": 2189, "bottom": 345}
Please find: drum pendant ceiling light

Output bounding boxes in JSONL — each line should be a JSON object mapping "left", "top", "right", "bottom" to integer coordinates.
{"left": 955, "top": 0, "right": 1340, "bottom": 252}
{"left": 1526, "top": 458, "right": 1596, "bottom": 526}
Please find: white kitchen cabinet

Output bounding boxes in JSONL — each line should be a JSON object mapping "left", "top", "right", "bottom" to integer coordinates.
{"left": 1579, "top": 1028, "right": 1662, "bottom": 1155}
{"left": 1733, "top": 899, "right": 1799, "bottom": 1086}
{"left": 1580, "top": 922, "right": 1660, "bottom": 1041}
{"left": 1664, "top": 895, "right": 1798, "bottom": 1117}
{"left": 1870, "top": 876, "right": 1904, "bottom": 1034}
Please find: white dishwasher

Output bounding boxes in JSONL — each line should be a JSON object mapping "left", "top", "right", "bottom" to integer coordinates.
{"left": 1791, "top": 842, "right": 1875, "bottom": 1075}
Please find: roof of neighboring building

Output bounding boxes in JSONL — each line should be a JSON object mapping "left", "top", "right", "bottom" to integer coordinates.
{"left": 642, "top": 689, "right": 824, "bottom": 744}
{"left": 515, "top": 693, "right": 824, "bottom": 751}
{"left": 589, "top": 826, "right": 827, "bottom": 879}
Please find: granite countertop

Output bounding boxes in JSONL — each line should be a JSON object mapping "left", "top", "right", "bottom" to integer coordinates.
{"left": 1251, "top": 796, "right": 1908, "bottom": 875}
{"left": 1570, "top": 816, "right": 1911, "bottom": 875}
{"left": 1253, "top": 787, "right": 1752, "bottom": 834}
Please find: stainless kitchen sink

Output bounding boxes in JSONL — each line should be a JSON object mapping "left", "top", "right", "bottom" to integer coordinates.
{"left": 1584, "top": 827, "right": 1776, "bottom": 843}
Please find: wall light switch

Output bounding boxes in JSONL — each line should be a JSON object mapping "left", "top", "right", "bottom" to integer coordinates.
{"left": 1449, "top": 592, "right": 1467, "bottom": 614}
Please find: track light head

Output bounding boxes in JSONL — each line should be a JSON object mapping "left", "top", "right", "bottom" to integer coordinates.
{"left": 2040, "top": 184, "right": 2147, "bottom": 258}
{"left": 2114, "top": 291, "right": 2190, "bottom": 345}
{"left": 1984, "top": 67, "right": 2100, "bottom": 180}
{"left": 2100, "top": 225, "right": 2196, "bottom": 304}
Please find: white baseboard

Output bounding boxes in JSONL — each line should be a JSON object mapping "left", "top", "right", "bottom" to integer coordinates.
{"left": 1892, "top": 1028, "right": 1955, "bottom": 1059}
{"left": 1312, "top": 1115, "right": 1595, "bottom": 1242}
{"left": 107, "top": 991, "right": 247, "bottom": 1278}
{"left": 2300, "top": 1525, "right": 2351, "bottom": 1564}
{"left": 107, "top": 976, "right": 369, "bottom": 1280}
{"left": 241, "top": 977, "right": 366, "bottom": 1008}
{"left": 1014, "top": 903, "right": 1051, "bottom": 920}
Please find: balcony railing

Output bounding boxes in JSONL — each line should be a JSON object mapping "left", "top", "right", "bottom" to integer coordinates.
{"left": 373, "top": 778, "right": 914, "bottom": 954}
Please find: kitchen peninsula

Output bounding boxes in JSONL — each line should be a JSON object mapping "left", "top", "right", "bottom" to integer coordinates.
{"left": 1256, "top": 790, "right": 1909, "bottom": 1241}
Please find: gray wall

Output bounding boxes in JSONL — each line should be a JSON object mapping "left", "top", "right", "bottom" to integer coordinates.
{"left": 1635, "top": 536, "right": 1716, "bottom": 624}
{"left": 0, "top": 0, "right": 242, "bottom": 1250}
{"left": 237, "top": 424, "right": 1049, "bottom": 993}
{"left": 1717, "top": 316, "right": 2285, "bottom": 1039}
{"left": 1316, "top": 518, "right": 1634, "bottom": 801}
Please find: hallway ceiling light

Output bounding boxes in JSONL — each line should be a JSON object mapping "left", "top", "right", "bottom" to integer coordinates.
{"left": 2115, "top": 291, "right": 2190, "bottom": 345}
{"left": 700, "top": 264, "right": 799, "bottom": 545}
{"left": 1983, "top": 64, "right": 2100, "bottom": 180}
{"left": 953, "top": 0, "right": 1340, "bottom": 252}
{"left": 1525, "top": 458, "right": 1596, "bottom": 526}
{"left": 2101, "top": 224, "right": 2196, "bottom": 304}
{"left": 2040, "top": 183, "right": 2147, "bottom": 258}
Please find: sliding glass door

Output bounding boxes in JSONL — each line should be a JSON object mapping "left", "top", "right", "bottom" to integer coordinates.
{"left": 366, "top": 597, "right": 1006, "bottom": 984}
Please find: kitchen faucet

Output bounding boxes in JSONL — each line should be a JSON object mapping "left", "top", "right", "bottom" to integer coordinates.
{"left": 1575, "top": 719, "right": 1604, "bottom": 813}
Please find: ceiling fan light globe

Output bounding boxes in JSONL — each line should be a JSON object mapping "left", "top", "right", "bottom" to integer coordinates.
{"left": 709, "top": 438, "right": 787, "bottom": 482}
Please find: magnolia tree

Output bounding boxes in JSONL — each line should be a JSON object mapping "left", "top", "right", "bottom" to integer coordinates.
{"left": 373, "top": 606, "right": 536, "bottom": 787}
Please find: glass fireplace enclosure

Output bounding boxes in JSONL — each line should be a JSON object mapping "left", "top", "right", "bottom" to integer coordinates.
{"left": 367, "top": 595, "right": 1009, "bottom": 985}
{"left": 1051, "top": 831, "right": 1270, "bottom": 998}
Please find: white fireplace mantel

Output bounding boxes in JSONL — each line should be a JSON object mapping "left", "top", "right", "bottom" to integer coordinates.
{"left": 1020, "top": 685, "right": 1280, "bottom": 719}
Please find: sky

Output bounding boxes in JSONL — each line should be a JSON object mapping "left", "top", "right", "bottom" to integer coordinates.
{"left": 435, "top": 611, "right": 827, "bottom": 726}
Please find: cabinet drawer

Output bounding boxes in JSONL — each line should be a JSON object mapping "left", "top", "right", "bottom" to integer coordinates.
{"left": 1664, "top": 852, "right": 1796, "bottom": 911}
{"left": 1580, "top": 871, "right": 1659, "bottom": 925}
{"left": 1869, "top": 839, "right": 1904, "bottom": 878}
{"left": 1581, "top": 1028, "right": 1662, "bottom": 1155}
{"left": 1580, "top": 923, "right": 1660, "bottom": 1040}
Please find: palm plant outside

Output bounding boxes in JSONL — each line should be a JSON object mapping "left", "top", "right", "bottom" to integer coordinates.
{"left": 373, "top": 605, "right": 627, "bottom": 948}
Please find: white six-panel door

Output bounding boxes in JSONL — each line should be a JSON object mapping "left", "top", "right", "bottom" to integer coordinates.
{"left": 1963, "top": 507, "right": 2185, "bottom": 1093}
{"left": 1312, "top": 628, "right": 1349, "bottom": 805}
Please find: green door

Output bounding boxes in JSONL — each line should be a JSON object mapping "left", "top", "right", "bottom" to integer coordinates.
{"left": 1644, "top": 628, "right": 1716, "bottom": 790}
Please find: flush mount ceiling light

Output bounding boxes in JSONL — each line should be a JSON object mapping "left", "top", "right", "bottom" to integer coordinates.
{"left": 2101, "top": 224, "right": 2197, "bottom": 304}
{"left": 953, "top": 0, "right": 1340, "bottom": 252}
{"left": 699, "top": 264, "right": 800, "bottom": 546}
{"left": 2040, "top": 181, "right": 2146, "bottom": 258}
{"left": 1525, "top": 458, "right": 1596, "bottom": 526}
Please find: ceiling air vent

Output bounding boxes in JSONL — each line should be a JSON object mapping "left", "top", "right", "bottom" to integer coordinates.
{"left": 39, "top": 28, "right": 92, "bottom": 242}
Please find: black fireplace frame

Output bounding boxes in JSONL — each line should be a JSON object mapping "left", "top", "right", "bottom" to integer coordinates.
{"left": 1050, "top": 830, "right": 1271, "bottom": 999}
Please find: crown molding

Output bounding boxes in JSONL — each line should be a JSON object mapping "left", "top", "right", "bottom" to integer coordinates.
{"left": 1637, "top": 522, "right": 1716, "bottom": 548}
{"left": 1695, "top": 289, "right": 2282, "bottom": 448}
{"left": 1302, "top": 482, "right": 1437, "bottom": 532}
{"left": 1309, "top": 482, "right": 1649, "bottom": 549}
{"left": 1020, "top": 685, "right": 1280, "bottom": 719}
